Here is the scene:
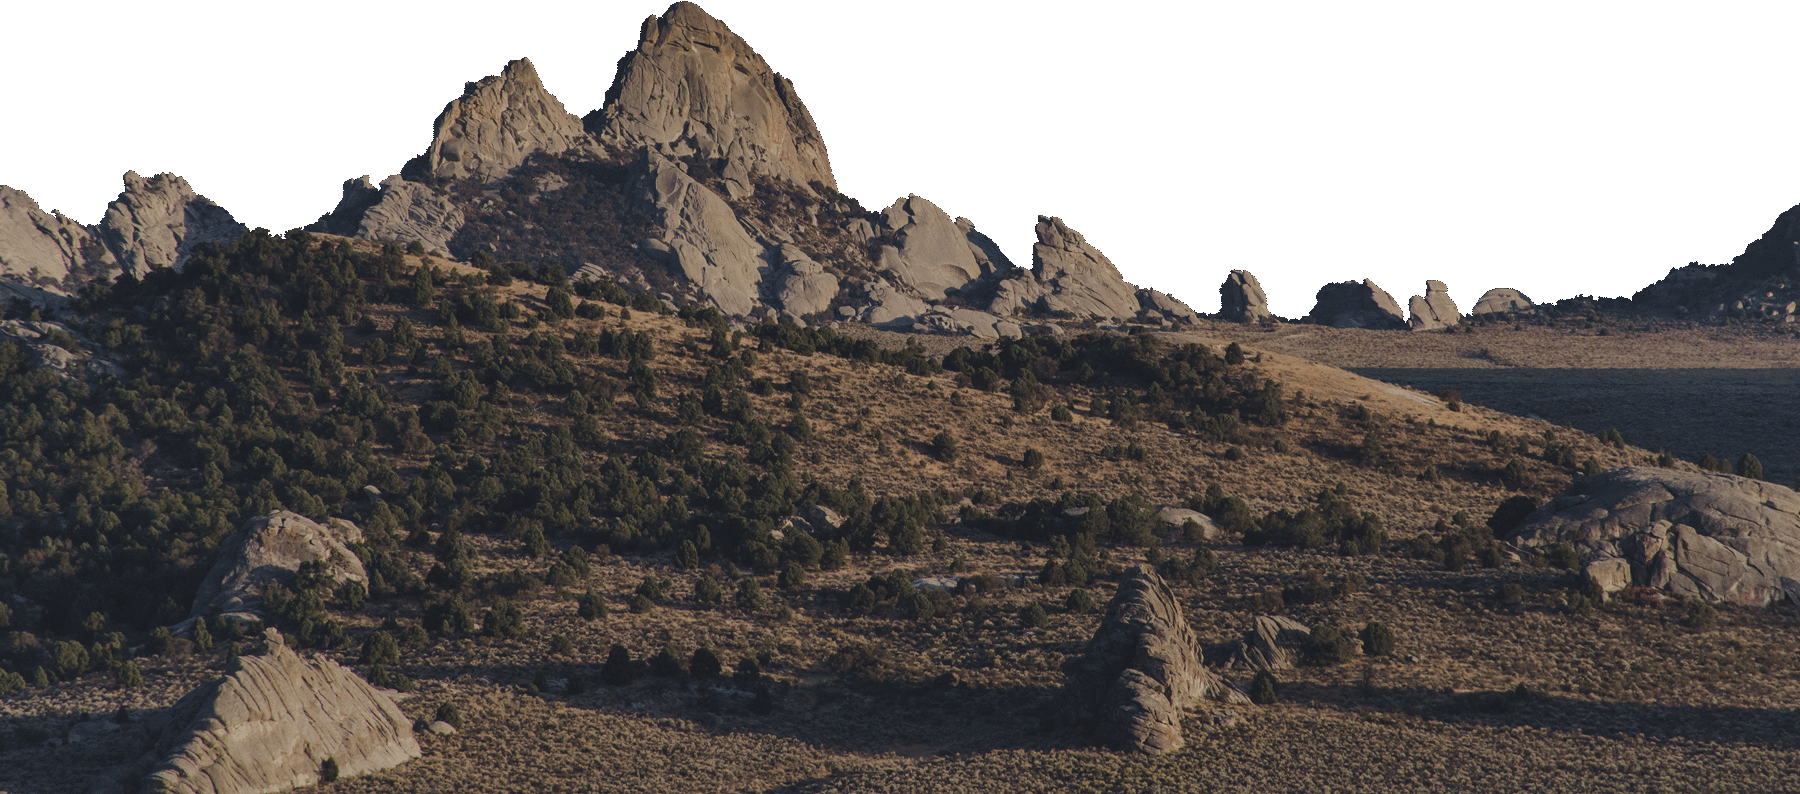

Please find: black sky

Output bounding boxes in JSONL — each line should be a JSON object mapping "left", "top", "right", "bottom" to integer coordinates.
{"left": 7, "top": 3, "right": 1792, "bottom": 318}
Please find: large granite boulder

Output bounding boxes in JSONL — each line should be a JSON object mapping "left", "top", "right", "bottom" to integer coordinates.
{"left": 188, "top": 511, "right": 366, "bottom": 627}
{"left": 1063, "top": 566, "right": 1238, "bottom": 753}
{"left": 424, "top": 58, "right": 590, "bottom": 184}
{"left": 1225, "top": 615, "right": 1315, "bottom": 671}
{"left": 1138, "top": 289, "right": 1199, "bottom": 323}
{"left": 1406, "top": 279, "right": 1461, "bottom": 331}
{"left": 311, "top": 176, "right": 465, "bottom": 254}
{"left": 1471, "top": 287, "right": 1535, "bottom": 316}
{"left": 871, "top": 195, "right": 989, "bottom": 298}
{"left": 631, "top": 149, "right": 768, "bottom": 315}
{"left": 856, "top": 278, "right": 930, "bottom": 327}
{"left": 595, "top": 2, "right": 836, "bottom": 192}
{"left": 1219, "top": 270, "right": 1273, "bottom": 323}
{"left": 1505, "top": 467, "right": 1800, "bottom": 606}
{"left": 1304, "top": 279, "right": 1405, "bottom": 329}
{"left": 97, "top": 171, "right": 246, "bottom": 276}
{"left": 143, "top": 629, "right": 421, "bottom": 794}
{"left": 990, "top": 216, "right": 1141, "bottom": 322}
{"left": 768, "top": 243, "right": 838, "bottom": 319}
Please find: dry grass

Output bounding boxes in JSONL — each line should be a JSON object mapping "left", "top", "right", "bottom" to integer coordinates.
{"left": 5, "top": 254, "right": 1796, "bottom": 792}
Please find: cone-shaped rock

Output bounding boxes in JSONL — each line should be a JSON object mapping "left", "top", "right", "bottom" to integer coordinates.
{"left": 1219, "top": 269, "right": 1272, "bottom": 323}
{"left": 1305, "top": 279, "right": 1405, "bottom": 329}
{"left": 98, "top": 171, "right": 246, "bottom": 275}
{"left": 596, "top": 2, "right": 835, "bottom": 191}
{"left": 1063, "top": 566, "right": 1236, "bottom": 753}
{"left": 144, "top": 629, "right": 420, "bottom": 794}
{"left": 1406, "top": 279, "right": 1460, "bottom": 331}
{"left": 425, "top": 58, "right": 589, "bottom": 183}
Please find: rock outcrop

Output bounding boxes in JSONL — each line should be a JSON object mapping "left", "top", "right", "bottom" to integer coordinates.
{"left": 596, "top": 2, "right": 836, "bottom": 192}
{"left": 1219, "top": 270, "right": 1272, "bottom": 323}
{"left": 187, "top": 511, "right": 366, "bottom": 627}
{"left": 1137, "top": 289, "right": 1199, "bottom": 323}
{"left": 97, "top": 171, "right": 247, "bottom": 275}
{"left": 1304, "top": 279, "right": 1405, "bottom": 329}
{"left": 1471, "top": 287, "right": 1534, "bottom": 316}
{"left": 1406, "top": 279, "right": 1461, "bottom": 331}
{"left": 0, "top": 173, "right": 244, "bottom": 301}
{"left": 768, "top": 243, "right": 838, "bottom": 319}
{"left": 631, "top": 150, "right": 767, "bottom": 315}
{"left": 1063, "top": 566, "right": 1237, "bottom": 753}
{"left": 871, "top": 196, "right": 989, "bottom": 298}
{"left": 1633, "top": 201, "right": 1800, "bottom": 320}
{"left": 143, "top": 629, "right": 420, "bottom": 794}
{"left": 1226, "top": 615, "right": 1314, "bottom": 671}
{"left": 1506, "top": 467, "right": 1800, "bottom": 606}
{"left": 990, "top": 216, "right": 1140, "bottom": 322}
{"left": 309, "top": 176, "right": 465, "bottom": 254}
{"left": 425, "top": 58, "right": 590, "bottom": 183}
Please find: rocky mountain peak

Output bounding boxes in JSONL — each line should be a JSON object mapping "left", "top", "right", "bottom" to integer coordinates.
{"left": 425, "top": 57, "right": 589, "bottom": 183}
{"left": 595, "top": 2, "right": 836, "bottom": 192}
{"left": 99, "top": 170, "right": 246, "bottom": 275}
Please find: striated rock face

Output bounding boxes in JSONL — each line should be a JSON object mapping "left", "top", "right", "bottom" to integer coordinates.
{"left": 144, "top": 629, "right": 420, "bottom": 794}
{"left": 1506, "top": 467, "right": 1800, "bottom": 606}
{"left": 1219, "top": 270, "right": 1272, "bottom": 323}
{"left": 1227, "top": 615, "right": 1314, "bottom": 671}
{"left": 1471, "top": 287, "right": 1534, "bottom": 316}
{"left": 631, "top": 150, "right": 767, "bottom": 315}
{"left": 596, "top": 2, "right": 835, "bottom": 191}
{"left": 425, "top": 58, "right": 590, "bottom": 183}
{"left": 188, "top": 511, "right": 366, "bottom": 626}
{"left": 1063, "top": 566, "right": 1235, "bottom": 753}
{"left": 990, "top": 216, "right": 1140, "bottom": 322}
{"left": 311, "top": 176, "right": 465, "bottom": 255}
{"left": 97, "top": 171, "right": 246, "bottom": 275}
{"left": 1406, "top": 279, "right": 1460, "bottom": 331}
{"left": 1305, "top": 279, "right": 1405, "bottom": 329}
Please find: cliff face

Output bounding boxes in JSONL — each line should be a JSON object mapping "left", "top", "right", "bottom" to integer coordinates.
{"left": 1633, "top": 202, "right": 1800, "bottom": 321}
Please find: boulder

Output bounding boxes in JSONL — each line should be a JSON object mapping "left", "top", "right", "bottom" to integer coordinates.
{"left": 1026, "top": 216, "right": 1142, "bottom": 321}
{"left": 1156, "top": 507, "right": 1220, "bottom": 540}
{"left": 1505, "top": 467, "right": 1800, "bottom": 606}
{"left": 143, "top": 629, "right": 421, "bottom": 794}
{"left": 871, "top": 195, "right": 989, "bottom": 298}
{"left": 857, "top": 278, "right": 930, "bottom": 327}
{"left": 1227, "top": 614, "right": 1314, "bottom": 671}
{"left": 595, "top": 2, "right": 836, "bottom": 191}
{"left": 1304, "top": 279, "right": 1405, "bottom": 329}
{"left": 1062, "top": 566, "right": 1238, "bottom": 753}
{"left": 424, "top": 58, "right": 590, "bottom": 184}
{"left": 312, "top": 175, "right": 466, "bottom": 255}
{"left": 1137, "top": 288, "right": 1199, "bottom": 323}
{"left": 1406, "top": 279, "right": 1461, "bottom": 331}
{"left": 768, "top": 244, "right": 838, "bottom": 319}
{"left": 1471, "top": 287, "right": 1534, "bottom": 316}
{"left": 1218, "top": 270, "right": 1273, "bottom": 323}
{"left": 630, "top": 149, "right": 767, "bottom": 316}
{"left": 187, "top": 511, "right": 367, "bottom": 627}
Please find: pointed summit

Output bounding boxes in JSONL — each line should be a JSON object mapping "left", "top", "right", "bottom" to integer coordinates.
{"left": 595, "top": 2, "right": 836, "bottom": 191}
{"left": 98, "top": 171, "right": 246, "bottom": 275}
{"left": 425, "top": 57, "right": 589, "bottom": 183}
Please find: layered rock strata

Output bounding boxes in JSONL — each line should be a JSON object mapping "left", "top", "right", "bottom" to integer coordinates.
{"left": 143, "top": 629, "right": 420, "bottom": 794}
{"left": 1063, "top": 566, "right": 1236, "bottom": 753}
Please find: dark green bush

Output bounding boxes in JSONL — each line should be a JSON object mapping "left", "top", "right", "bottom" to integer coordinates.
{"left": 1359, "top": 621, "right": 1395, "bottom": 656}
{"left": 1250, "top": 670, "right": 1279, "bottom": 704}
{"left": 1304, "top": 624, "right": 1357, "bottom": 666}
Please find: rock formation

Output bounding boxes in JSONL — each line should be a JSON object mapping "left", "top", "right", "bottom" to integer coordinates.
{"left": 1471, "top": 287, "right": 1534, "bottom": 315}
{"left": 1304, "top": 279, "right": 1405, "bottom": 329}
{"left": 424, "top": 58, "right": 590, "bottom": 183}
{"left": 631, "top": 150, "right": 767, "bottom": 316}
{"left": 187, "top": 511, "right": 367, "bottom": 627}
{"left": 1406, "top": 279, "right": 1461, "bottom": 331}
{"left": 1, "top": 172, "right": 244, "bottom": 301}
{"left": 1137, "top": 289, "right": 1199, "bottom": 323}
{"left": 1505, "top": 467, "right": 1800, "bottom": 606}
{"left": 143, "top": 629, "right": 420, "bottom": 794}
{"left": 595, "top": 2, "right": 835, "bottom": 192}
{"left": 1063, "top": 566, "right": 1237, "bottom": 753}
{"left": 768, "top": 243, "right": 838, "bottom": 319}
{"left": 1226, "top": 615, "right": 1315, "bottom": 671}
{"left": 990, "top": 216, "right": 1141, "bottom": 322}
{"left": 1633, "top": 201, "right": 1800, "bottom": 320}
{"left": 1219, "top": 270, "right": 1272, "bottom": 323}
{"left": 871, "top": 195, "right": 990, "bottom": 298}
{"left": 309, "top": 176, "right": 468, "bottom": 257}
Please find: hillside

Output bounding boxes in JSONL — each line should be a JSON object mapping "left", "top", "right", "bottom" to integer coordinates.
{"left": 6, "top": 232, "right": 1800, "bottom": 792}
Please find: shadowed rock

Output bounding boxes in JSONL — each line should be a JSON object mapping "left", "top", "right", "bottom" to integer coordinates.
{"left": 990, "top": 216, "right": 1141, "bottom": 322}
{"left": 187, "top": 511, "right": 366, "bottom": 628}
{"left": 143, "top": 629, "right": 420, "bottom": 794}
{"left": 311, "top": 176, "right": 464, "bottom": 254}
{"left": 1063, "top": 566, "right": 1238, "bottom": 753}
{"left": 1226, "top": 615, "right": 1313, "bottom": 671}
{"left": 1305, "top": 279, "right": 1405, "bottom": 329}
{"left": 871, "top": 195, "right": 989, "bottom": 298}
{"left": 1407, "top": 279, "right": 1461, "bottom": 331}
{"left": 1506, "top": 467, "right": 1800, "bottom": 606}
{"left": 1219, "top": 269, "right": 1272, "bottom": 323}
